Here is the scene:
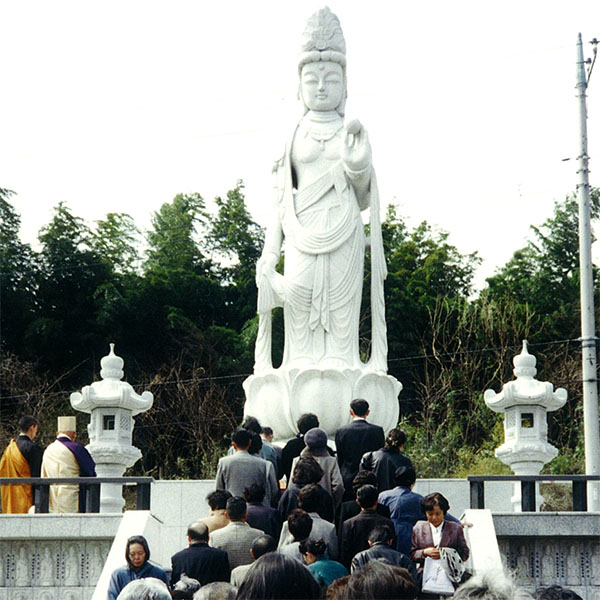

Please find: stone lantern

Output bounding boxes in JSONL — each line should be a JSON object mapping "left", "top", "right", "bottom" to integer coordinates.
{"left": 484, "top": 340, "right": 567, "bottom": 511}
{"left": 70, "top": 344, "right": 153, "bottom": 513}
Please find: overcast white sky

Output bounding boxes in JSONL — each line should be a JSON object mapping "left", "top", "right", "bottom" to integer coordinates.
{"left": 1, "top": 0, "right": 599, "bottom": 289}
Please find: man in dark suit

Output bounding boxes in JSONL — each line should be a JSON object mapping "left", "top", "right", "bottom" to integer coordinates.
{"left": 337, "top": 470, "right": 391, "bottom": 534}
{"left": 243, "top": 483, "right": 280, "bottom": 540}
{"left": 340, "top": 484, "right": 394, "bottom": 568}
{"left": 171, "top": 521, "right": 231, "bottom": 587}
{"left": 335, "top": 399, "right": 385, "bottom": 500}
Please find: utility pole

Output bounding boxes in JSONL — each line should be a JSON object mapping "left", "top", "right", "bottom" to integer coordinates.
{"left": 575, "top": 32, "right": 600, "bottom": 511}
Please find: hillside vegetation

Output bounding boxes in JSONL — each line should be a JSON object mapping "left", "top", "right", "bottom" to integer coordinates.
{"left": 1, "top": 185, "right": 597, "bottom": 479}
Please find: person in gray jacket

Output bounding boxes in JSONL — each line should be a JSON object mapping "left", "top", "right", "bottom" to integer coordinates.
{"left": 351, "top": 524, "right": 417, "bottom": 584}
{"left": 216, "top": 429, "right": 278, "bottom": 506}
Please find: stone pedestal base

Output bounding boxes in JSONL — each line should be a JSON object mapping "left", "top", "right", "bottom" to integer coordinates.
{"left": 88, "top": 446, "right": 141, "bottom": 513}
{"left": 243, "top": 366, "right": 401, "bottom": 440}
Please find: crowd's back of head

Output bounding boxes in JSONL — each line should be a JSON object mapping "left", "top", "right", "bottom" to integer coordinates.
{"left": 117, "top": 577, "right": 171, "bottom": 600}
{"left": 344, "top": 561, "right": 417, "bottom": 599}
{"left": 225, "top": 496, "right": 247, "bottom": 521}
{"left": 236, "top": 553, "right": 322, "bottom": 600}
{"left": 206, "top": 490, "right": 232, "bottom": 511}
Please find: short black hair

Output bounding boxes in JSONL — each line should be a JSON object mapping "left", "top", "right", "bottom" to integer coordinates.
{"left": 261, "top": 426, "right": 273, "bottom": 437}
{"left": 248, "top": 431, "right": 263, "bottom": 455}
{"left": 236, "top": 553, "right": 322, "bottom": 600}
{"left": 18, "top": 415, "right": 39, "bottom": 433}
{"left": 243, "top": 483, "right": 266, "bottom": 504}
{"left": 232, "top": 428, "right": 251, "bottom": 448}
{"left": 251, "top": 534, "right": 277, "bottom": 559}
{"left": 226, "top": 496, "right": 247, "bottom": 521}
{"left": 287, "top": 508, "right": 313, "bottom": 541}
{"left": 299, "top": 538, "right": 327, "bottom": 557}
{"left": 533, "top": 585, "right": 584, "bottom": 600}
{"left": 385, "top": 428, "right": 407, "bottom": 448}
{"left": 368, "top": 524, "right": 395, "bottom": 545}
{"left": 356, "top": 484, "right": 379, "bottom": 509}
{"left": 421, "top": 492, "right": 450, "bottom": 515}
{"left": 350, "top": 398, "right": 369, "bottom": 416}
{"left": 291, "top": 457, "right": 324, "bottom": 486}
{"left": 394, "top": 466, "right": 416, "bottom": 487}
{"left": 346, "top": 562, "right": 418, "bottom": 599}
{"left": 206, "top": 489, "right": 232, "bottom": 510}
{"left": 352, "top": 470, "right": 378, "bottom": 494}
{"left": 241, "top": 416, "right": 262, "bottom": 435}
{"left": 297, "top": 484, "right": 320, "bottom": 513}
{"left": 297, "top": 413, "right": 319, "bottom": 435}
{"left": 187, "top": 521, "right": 209, "bottom": 542}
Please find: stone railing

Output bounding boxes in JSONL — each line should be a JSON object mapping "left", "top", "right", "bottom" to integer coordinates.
{"left": 468, "top": 474, "right": 600, "bottom": 511}
{"left": 0, "top": 477, "right": 153, "bottom": 513}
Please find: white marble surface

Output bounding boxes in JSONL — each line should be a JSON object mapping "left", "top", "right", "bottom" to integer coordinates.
{"left": 245, "top": 7, "right": 400, "bottom": 440}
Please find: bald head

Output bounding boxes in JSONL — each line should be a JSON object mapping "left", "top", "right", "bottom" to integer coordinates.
{"left": 187, "top": 521, "right": 209, "bottom": 543}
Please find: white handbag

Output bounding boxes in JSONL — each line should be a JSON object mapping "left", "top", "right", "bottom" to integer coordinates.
{"left": 421, "top": 557, "right": 455, "bottom": 596}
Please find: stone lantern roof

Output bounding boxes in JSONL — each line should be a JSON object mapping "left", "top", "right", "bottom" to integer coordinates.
{"left": 70, "top": 344, "right": 153, "bottom": 415}
{"left": 484, "top": 340, "right": 567, "bottom": 412}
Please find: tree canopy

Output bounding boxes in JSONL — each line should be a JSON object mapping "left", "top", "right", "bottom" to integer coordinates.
{"left": 1, "top": 185, "right": 595, "bottom": 483}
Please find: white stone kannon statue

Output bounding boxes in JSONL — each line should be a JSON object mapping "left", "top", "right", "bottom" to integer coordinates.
{"left": 243, "top": 7, "right": 400, "bottom": 440}
{"left": 70, "top": 344, "right": 153, "bottom": 512}
{"left": 484, "top": 340, "right": 567, "bottom": 511}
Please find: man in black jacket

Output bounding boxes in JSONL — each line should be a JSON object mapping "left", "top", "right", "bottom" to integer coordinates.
{"left": 351, "top": 524, "right": 417, "bottom": 584}
{"left": 339, "top": 484, "right": 394, "bottom": 568}
{"left": 359, "top": 428, "right": 413, "bottom": 492}
{"left": 171, "top": 521, "right": 231, "bottom": 587}
{"left": 335, "top": 399, "right": 385, "bottom": 500}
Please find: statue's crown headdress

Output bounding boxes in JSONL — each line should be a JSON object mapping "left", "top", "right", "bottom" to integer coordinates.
{"left": 298, "top": 7, "right": 346, "bottom": 70}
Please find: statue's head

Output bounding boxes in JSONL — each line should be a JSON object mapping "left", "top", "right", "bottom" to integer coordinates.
{"left": 298, "top": 7, "right": 347, "bottom": 115}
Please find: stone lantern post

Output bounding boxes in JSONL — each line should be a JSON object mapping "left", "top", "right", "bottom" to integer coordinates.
{"left": 484, "top": 340, "right": 567, "bottom": 511}
{"left": 70, "top": 344, "right": 153, "bottom": 513}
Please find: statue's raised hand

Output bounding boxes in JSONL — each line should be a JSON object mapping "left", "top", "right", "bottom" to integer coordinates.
{"left": 341, "top": 119, "right": 372, "bottom": 173}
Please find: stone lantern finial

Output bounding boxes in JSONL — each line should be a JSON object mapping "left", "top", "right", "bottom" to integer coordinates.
{"left": 100, "top": 343, "right": 124, "bottom": 380}
{"left": 513, "top": 340, "right": 537, "bottom": 378}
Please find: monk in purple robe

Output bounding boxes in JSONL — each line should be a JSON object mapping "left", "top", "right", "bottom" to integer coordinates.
{"left": 41, "top": 416, "right": 96, "bottom": 513}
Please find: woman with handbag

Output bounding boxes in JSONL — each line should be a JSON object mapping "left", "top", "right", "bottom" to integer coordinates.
{"left": 411, "top": 493, "right": 469, "bottom": 597}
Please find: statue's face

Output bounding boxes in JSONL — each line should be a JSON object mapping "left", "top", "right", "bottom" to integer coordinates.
{"left": 301, "top": 61, "right": 344, "bottom": 112}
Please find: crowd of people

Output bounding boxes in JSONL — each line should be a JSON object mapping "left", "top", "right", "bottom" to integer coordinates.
{"left": 1, "top": 405, "right": 586, "bottom": 599}
{"left": 0, "top": 414, "right": 96, "bottom": 513}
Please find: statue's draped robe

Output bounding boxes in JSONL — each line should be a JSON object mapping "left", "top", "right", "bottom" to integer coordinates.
{"left": 41, "top": 436, "right": 96, "bottom": 513}
{"left": 274, "top": 126, "right": 365, "bottom": 367}
{"left": 0, "top": 440, "right": 32, "bottom": 513}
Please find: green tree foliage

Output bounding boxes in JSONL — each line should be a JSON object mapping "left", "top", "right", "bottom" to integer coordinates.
{"left": 0, "top": 189, "right": 38, "bottom": 357}
{"left": 379, "top": 206, "right": 481, "bottom": 403}
{"left": 28, "top": 202, "right": 112, "bottom": 375}
{"left": 486, "top": 190, "right": 600, "bottom": 339}
{"left": 207, "top": 181, "right": 264, "bottom": 330}
{"left": 92, "top": 212, "right": 141, "bottom": 275}
{"left": 1, "top": 184, "right": 594, "bottom": 480}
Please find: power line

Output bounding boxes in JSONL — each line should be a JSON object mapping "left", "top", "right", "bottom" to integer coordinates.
{"left": 0, "top": 337, "right": 587, "bottom": 403}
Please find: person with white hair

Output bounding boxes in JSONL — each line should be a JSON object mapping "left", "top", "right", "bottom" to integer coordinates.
{"left": 116, "top": 577, "right": 171, "bottom": 600}
{"left": 452, "top": 572, "right": 533, "bottom": 599}
{"left": 41, "top": 415, "right": 96, "bottom": 513}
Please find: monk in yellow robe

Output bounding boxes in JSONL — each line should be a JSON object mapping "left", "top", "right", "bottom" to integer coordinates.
{"left": 0, "top": 415, "right": 42, "bottom": 513}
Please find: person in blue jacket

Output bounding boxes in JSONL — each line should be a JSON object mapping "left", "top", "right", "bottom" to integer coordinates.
{"left": 108, "top": 535, "right": 169, "bottom": 599}
{"left": 299, "top": 538, "right": 348, "bottom": 588}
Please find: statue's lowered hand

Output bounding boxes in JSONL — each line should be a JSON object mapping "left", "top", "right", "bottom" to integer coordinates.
{"left": 342, "top": 119, "right": 372, "bottom": 173}
{"left": 256, "top": 252, "right": 278, "bottom": 283}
